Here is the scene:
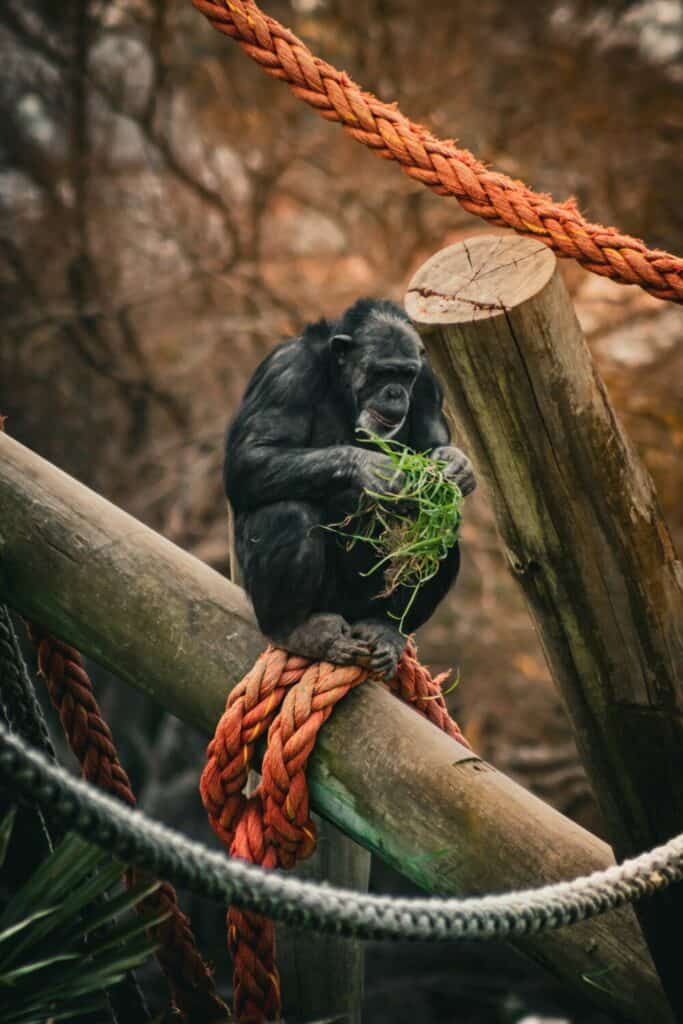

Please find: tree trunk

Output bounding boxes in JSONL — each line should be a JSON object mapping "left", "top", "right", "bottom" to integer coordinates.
{"left": 406, "top": 234, "right": 683, "bottom": 1017}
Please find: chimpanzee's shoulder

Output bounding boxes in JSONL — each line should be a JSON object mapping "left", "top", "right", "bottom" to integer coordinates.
{"left": 241, "top": 324, "right": 332, "bottom": 407}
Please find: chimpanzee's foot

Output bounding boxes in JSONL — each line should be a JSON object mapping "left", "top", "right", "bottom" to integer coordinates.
{"left": 349, "top": 619, "right": 406, "bottom": 679}
{"left": 272, "top": 613, "right": 373, "bottom": 666}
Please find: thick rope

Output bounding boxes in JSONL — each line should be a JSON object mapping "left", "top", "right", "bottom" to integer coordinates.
{"left": 2, "top": 721, "right": 682, "bottom": 941}
{"left": 26, "top": 623, "right": 230, "bottom": 1024}
{"left": 200, "top": 642, "right": 469, "bottom": 1022}
{"left": 192, "top": 0, "right": 683, "bottom": 305}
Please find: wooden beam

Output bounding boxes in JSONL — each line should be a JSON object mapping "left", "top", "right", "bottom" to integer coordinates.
{"left": 0, "top": 433, "right": 673, "bottom": 1023}
{"left": 406, "top": 234, "right": 683, "bottom": 1017}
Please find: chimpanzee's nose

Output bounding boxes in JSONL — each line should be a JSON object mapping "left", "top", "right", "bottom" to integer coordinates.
{"left": 385, "top": 384, "right": 403, "bottom": 401}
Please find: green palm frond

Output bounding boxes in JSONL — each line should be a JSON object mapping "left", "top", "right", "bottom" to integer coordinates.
{"left": 0, "top": 809, "right": 163, "bottom": 1024}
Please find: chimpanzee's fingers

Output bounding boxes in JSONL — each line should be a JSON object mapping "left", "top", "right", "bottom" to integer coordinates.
{"left": 435, "top": 448, "right": 476, "bottom": 497}
{"left": 450, "top": 452, "right": 469, "bottom": 473}
{"left": 369, "top": 644, "right": 400, "bottom": 680}
{"left": 455, "top": 467, "right": 477, "bottom": 497}
{"left": 433, "top": 445, "right": 466, "bottom": 468}
{"left": 328, "top": 637, "right": 374, "bottom": 665}
{"left": 431, "top": 445, "right": 454, "bottom": 463}
{"left": 392, "top": 468, "right": 407, "bottom": 493}
{"left": 442, "top": 457, "right": 470, "bottom": 480}
{"left": 381, "top": 467, "right": 406, "bottom": 495}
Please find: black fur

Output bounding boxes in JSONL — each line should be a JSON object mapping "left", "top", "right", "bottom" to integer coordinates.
{"left": 224, "top": 299, "right": 474, "bottom": 674}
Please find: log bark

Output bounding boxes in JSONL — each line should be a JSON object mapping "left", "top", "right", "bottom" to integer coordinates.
{"left": 0, "top": 432, "right": 673, "bottom": 1023}
{"left": 406, "top": 234, "right": 683, "bottom": 1017}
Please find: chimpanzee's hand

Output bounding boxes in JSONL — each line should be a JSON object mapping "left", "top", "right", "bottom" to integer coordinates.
{"left": 431, "top": 445, "right": 477, "bottom": 497}
{"left": 354, "top": 450, "right": 406, "bottom": 496}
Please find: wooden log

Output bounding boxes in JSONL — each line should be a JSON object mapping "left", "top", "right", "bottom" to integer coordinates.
{"left": 0, "top": 433, "right": 673, "bottom": 1023}
{"left": 227, "top": 501, "right": 370, "bottom": 1023}
{"left": 406, "top": 234, "right": 683, "bottom": 1017}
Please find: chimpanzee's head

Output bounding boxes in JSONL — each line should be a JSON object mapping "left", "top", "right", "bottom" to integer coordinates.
{"left": 330, "top": 299, "right": 424, "bottom": 439}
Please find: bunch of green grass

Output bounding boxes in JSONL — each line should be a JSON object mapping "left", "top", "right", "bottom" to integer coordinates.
{"left": 327, "top": 432, "right": 464, "bottom": 633}
{"left": 0, "top": 809, "right": 163, "bottom": 1024}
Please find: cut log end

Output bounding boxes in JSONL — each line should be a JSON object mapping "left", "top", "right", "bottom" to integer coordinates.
{"left": 405, "top": 234, "right": 556, "bottom": 325}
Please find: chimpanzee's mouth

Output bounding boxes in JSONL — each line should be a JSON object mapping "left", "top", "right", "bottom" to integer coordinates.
{"left": 368, "top": 409, "right": 401, "bottom": 429}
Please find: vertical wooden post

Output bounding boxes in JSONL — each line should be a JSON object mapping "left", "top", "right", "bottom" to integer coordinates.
{"left": 227, "top": 501, "right": 370, "bottom": 1022}
{"left": 406, "top": 235, "right": 683, "bottom": 1016}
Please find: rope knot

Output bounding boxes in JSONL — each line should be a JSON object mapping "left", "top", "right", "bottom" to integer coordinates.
{"left": 201, "top": 640, "right": 468, "bottom": 1022}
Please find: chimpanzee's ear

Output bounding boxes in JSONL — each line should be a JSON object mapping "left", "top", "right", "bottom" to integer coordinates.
{"left": 330, "top": 334, "right": 353, "bottom": 364}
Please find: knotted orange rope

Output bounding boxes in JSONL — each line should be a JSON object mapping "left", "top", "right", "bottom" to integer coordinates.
{"left": 201, "top": 640, "right": 469, "bottom": 1023}
{"left": 28, "top": 623, "right": 230, "bottom": 1024}
{"left": 192, "top": 0, "right": 683, "bottom": 305}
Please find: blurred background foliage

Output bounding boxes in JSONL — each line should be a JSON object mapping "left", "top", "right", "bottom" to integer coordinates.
{"left": 1, "top": 1, "right": 681, "bottom": 1020}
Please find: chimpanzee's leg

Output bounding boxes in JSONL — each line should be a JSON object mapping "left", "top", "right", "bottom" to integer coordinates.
{"left": 235, "top": 500, "right": 372, "bottom": 664}
{"left": 236, "top": 500, "right": 322, "bottom": 636}
{"left": 349, "top": 543, "right": 461, "bottom": 679}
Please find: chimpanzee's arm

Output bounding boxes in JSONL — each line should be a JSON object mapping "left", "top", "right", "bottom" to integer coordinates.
{"left": 227, "top": 444, "right": 359, "bottom": 511}
{"left": 225, "top": 340, "right": 360, "bottom": 512}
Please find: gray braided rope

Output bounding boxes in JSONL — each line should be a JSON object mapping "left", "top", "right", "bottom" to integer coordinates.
{"left": 0, "top": 604, "right": 57, "bottom": 855}
{"left": 0, "top": 606, "right": 56, "bottom": 760}
{"left": 2, "top": 723, "right": 682, "bottom": 942}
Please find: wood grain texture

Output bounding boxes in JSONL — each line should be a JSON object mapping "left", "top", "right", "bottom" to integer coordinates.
{"left": 0, "top": 432, "right": 673, "bottom": 1022}
{"left": 406, "top": 234, "right": 683, "bottom": 1016}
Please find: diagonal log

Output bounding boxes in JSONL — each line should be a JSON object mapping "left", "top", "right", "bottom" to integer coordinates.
{"left": 0, "top": 431, "right": 674, "bottom": 1023}
{"left": 406, "top": 234, "right": 683, "bottom": 1018}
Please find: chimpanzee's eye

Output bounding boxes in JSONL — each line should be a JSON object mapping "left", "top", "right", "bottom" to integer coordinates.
{"left": 395, "top": 370, "right": 417, "bottom": 386}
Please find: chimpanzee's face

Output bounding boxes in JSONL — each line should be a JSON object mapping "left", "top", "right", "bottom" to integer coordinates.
{"left": 331, "top": 316, "right": 423, "bottom": 439}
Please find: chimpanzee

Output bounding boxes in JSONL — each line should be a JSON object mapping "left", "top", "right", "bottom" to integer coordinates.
{"left": 225, "top": 298, "right": 476, "bottom": 678}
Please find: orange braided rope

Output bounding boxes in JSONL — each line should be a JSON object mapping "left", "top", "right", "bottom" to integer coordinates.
{"left": 201, "top": 640, "right": 469, "bottom": 1023}
{"left": 27, "top": 623, "right": 230, "bottom": 1024}
{"left": 192, "top": 0, "right": 683, "bottom": 305}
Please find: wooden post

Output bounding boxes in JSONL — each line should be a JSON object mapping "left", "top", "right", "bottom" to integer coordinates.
{"left": 227, "top": 501, "right": 370, "bottom": 1023}
{"left": 406, "top": 235, "right": 683, "bottom": 1016}
{"left": 0, "top": 433, "right": 674, "bottom": 1023}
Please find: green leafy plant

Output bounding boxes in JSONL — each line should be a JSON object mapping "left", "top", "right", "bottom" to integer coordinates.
{"left": 0, "top": 808, "right": 164, "bottom": 1024}
{"left": 326, "top": 433, "right": 464, "bottom": 633}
